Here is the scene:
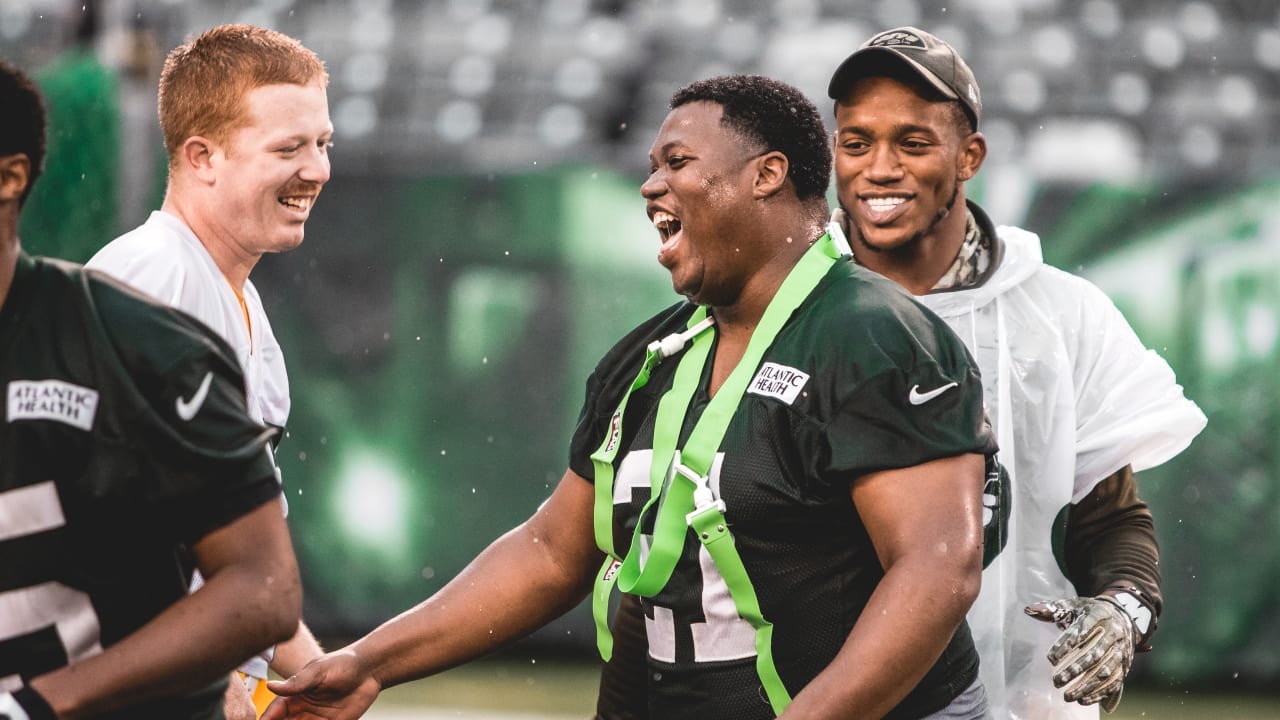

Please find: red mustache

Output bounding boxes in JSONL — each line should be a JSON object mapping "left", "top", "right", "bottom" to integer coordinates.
{"left": 279, "top": 183, "right": 322, "bottom": 197}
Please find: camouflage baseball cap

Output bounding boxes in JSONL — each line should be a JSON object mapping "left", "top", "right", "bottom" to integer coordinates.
{"left": 827, "top": 26, "right": 981, "bottom": 128}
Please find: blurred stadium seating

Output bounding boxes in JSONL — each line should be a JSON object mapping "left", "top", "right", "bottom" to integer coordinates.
{"left": 2, "top": 0, "right": 1276, "bottom": 182}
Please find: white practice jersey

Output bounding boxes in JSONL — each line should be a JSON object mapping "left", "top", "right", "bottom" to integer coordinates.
{"left": 87, "top": 210, "right": 290, "bottom": 679}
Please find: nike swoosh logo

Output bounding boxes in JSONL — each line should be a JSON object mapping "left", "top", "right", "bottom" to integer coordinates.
{"left": 908, "top": 381, "right": 958, "bottom": 405}
{"left": 175, "top": 371, "right": 214, "bottom": 421}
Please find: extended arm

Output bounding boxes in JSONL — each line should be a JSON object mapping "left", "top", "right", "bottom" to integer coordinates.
{"left": 781, "top": 453, "right": 985, "bottom": 719}
{"left": 264, "top": 469, "right": 603, "bottom": 719}
{"left": 27, "top": 499, "right": 301, "bottom": 719}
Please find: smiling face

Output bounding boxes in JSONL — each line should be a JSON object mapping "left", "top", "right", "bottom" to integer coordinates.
{"left": 833, "top": 74, "right": 984, "bottom": 259}
{"left": 641, "top": 101, "right": 764, "bottom": 306}
{"left": 206, "top": 82, "right": 333, "bottom": 256}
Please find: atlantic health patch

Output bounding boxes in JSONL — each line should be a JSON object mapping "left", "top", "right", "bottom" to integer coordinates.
{"left": 747, "top": 362, "right": 810, "bottom": 405}
{"left": 7, "top": 380, "right": 99, "bottom": 431}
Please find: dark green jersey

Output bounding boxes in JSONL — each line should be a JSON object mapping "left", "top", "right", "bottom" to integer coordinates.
{"left": 571, "top": 261, "right": 995, "bottom": 719}
{"left": 1, "top": 253, "right": 281, "bottom": 719}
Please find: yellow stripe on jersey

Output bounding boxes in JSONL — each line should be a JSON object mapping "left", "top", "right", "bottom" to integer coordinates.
{"left": 238, "top": 672, "right": 277, "bottom": 718}
{"left": 224, "top": 276, "right": 253, "bottom": 349}
{"left": 251, "top": 676, "right": 276, "bottom": 717}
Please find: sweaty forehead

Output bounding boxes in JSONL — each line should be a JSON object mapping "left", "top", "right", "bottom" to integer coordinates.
{"left": 650, "top": 101, "right": 757, "bottom": 159}
{"left": 656, "top": 101, "right": 720, "bottom": 138}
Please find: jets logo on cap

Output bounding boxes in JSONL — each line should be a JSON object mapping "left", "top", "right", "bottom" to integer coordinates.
{"left": 868, "top": 30, "right": 927, "bottom": 49}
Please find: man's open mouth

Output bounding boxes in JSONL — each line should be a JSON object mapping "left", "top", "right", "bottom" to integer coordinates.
{"left": 861, "top": 195, "right": 909, "bottom": 224}
{"left": 653, "top": 210, "right": 682, "bottom": 242}
{"left": 279, "top": 195, "right": 315, "bottom": 211}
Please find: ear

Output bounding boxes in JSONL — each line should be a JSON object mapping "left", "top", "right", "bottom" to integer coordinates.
{"left": 0, "top": 154, "right": 31, "bottom": 204}
{"left": 752, "top": 150, "right": 789, "bottom": 199}
{"left": 957, "top": 131, "right": 987, "bottom": 183}
{"left": 178, "top": 136, "right": 219, "bottom": 185}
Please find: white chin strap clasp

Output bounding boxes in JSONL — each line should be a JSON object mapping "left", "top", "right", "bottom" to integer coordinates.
{"left": 647, "top": 315, "right": 716, "bottom": 359}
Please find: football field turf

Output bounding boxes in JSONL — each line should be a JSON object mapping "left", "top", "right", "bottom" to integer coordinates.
{"left": 359, "top": 655, "right": 1280, "bottom": 719}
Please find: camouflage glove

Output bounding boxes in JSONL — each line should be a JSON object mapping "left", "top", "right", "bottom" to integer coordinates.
{"left": 1025, "top": 591, "right": 1154, "bottom": 713}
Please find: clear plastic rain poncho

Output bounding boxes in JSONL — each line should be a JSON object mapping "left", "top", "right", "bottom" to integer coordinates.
{"left": 913, "top": 225, "right": 1207, "bottom": 719}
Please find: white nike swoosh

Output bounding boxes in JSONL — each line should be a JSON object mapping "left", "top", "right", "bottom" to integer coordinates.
{"left": 175, "top": 371, "right": 214, "bottom": 421}
{"left": 908, "top": 381, "right": 958, "bottom": 405}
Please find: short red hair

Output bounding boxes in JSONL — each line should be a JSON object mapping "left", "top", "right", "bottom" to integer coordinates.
{"left": 158, "top": 24, "right": 328, "bottom": 167}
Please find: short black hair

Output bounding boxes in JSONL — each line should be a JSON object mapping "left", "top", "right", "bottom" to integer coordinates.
{"left": 833, "top": 54, "right": 974, "bottom": 136}
{"left": 670, "top": 74, "right": 831, "bottom": 202}
{"left": 0, "top": 58, "right": 46, "bottom": 206}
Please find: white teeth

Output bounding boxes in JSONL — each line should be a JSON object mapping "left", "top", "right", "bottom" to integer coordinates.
{"left": 652, "top": 211, "right": 680, "bottom": 241}
{"left": 280, "top": 196, "right": 312, "bottom": 211}
{"left": 866, "top": 197, "right": 906, "bottom": 210}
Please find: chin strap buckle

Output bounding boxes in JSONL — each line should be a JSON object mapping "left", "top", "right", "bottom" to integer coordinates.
{"left": 674, "top": 462, "right": 726, "bottom": 526}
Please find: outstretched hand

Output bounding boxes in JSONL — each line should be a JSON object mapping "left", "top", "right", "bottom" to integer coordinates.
{"left": 1025, "top": 596, "right": 1136, "bottom": 713}
{"left": 261, "top": 650, "right": 382, "bottom": 720}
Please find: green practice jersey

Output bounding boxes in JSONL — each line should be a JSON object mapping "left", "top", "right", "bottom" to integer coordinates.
{"left": 1, "top": 253, "right": 280, "bottom": 719}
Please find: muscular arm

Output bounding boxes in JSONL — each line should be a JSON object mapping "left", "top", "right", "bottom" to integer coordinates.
{"left": 781, "top": 453, "right": 986, "bottom": 720}
{"left": 29, "top": 499, "right": 302, "bottom": 719}
{"left": 1065, "top": 465, "right": 1162, "bottom": 618}
{"left": 264, "top": 471, "right": 604, "bottom": 720}
{"left": 360, "top": 469, "right": 601, "bottom": 686}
